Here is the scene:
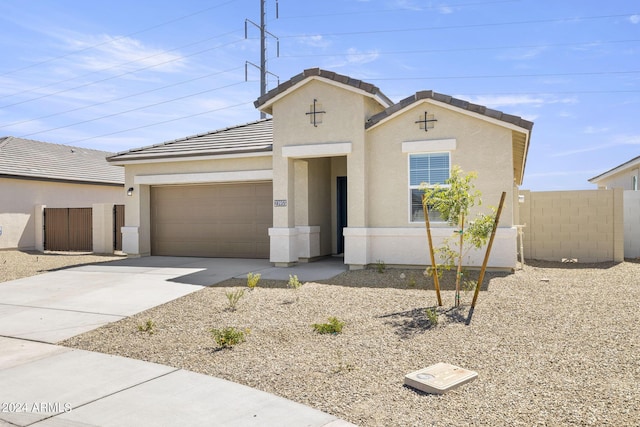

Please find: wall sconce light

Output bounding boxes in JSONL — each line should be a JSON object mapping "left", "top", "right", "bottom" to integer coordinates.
{"left": 127, "top": 187, "right": 134, "bottom": 196}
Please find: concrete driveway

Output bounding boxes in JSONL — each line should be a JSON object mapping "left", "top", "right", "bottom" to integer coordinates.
{"left": 0, "top": 256, "right": 352, "bottom": 427}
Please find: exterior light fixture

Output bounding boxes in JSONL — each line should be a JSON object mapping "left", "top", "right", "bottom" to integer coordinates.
{"left": 127, "top": 187, "right": 134, "bottom": 196}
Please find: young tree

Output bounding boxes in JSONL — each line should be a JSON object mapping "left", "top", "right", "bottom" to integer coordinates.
{"left": 422, "top": 166, "right": 496, "bottom": 307}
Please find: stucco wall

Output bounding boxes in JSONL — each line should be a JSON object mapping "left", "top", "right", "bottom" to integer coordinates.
{"left": 519, "top": 189, "right": 624, "bottom": 263}
{"left": 0, "top": 177, "right": 125, "bottom": 250}
{"left": 366, "top": 101, "right": 515, "bottom": 228}
{"left": 593, "top": 167, "right": 639, "bottom": 190}
{"left": 624, "top": 190, "right": 640, "bottom": 258}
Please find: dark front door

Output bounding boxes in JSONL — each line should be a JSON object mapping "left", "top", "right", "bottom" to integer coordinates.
{"left": 337, "top": 176, "right": 347, "bottom": 254}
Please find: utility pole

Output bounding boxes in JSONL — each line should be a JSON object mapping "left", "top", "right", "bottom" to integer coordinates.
{"left": 245, "top": 0, "right": 279, "bottom": 119}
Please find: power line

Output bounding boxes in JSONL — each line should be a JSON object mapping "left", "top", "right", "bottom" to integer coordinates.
{"left": 280, "top": 39, "right": 640, "bottom": 59}
{"left": 0, "top": 0, "right": 240, "bottom": 78}
{"left": 0, "top": 66, "right": 243, "bottom": 130}
{"left": 277, "top": 13, "right": 636, "bottom": 39}
{"left": 366, "top": 70, "right": 640, "bottom": 81}
{"left": 18, "top": 81, "right": 249, "bottom": 138}
{"left": 66, "top": 100, "right": 255, "bottom": 145}
{"left": 278, "top": 0, "right": 521, "bottom": 19}
{"left": 0, "top": 29, "right": 241, "bottom": 102}
{"left": 0, "top": 39, "right": 245, "bottom": 109}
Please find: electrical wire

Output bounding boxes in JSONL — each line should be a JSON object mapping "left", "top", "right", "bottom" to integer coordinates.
{"left": 0, "top": 0, "right": 240, "bottom": 78}
{"left": 0, "top": 66, "right": 243, "bottom": 130}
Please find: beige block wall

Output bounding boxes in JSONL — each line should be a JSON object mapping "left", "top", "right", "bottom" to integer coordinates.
{"left": 519, "top": 189, "right": 624, "bottom": 263}
{"left": 366, "top": 101, "right": 515, "bottom": 228}
{"left": 0, "top": 177, "right": 125, "bottom": 250}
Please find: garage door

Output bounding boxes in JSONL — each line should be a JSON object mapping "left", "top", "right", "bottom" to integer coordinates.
{"left": 150, "top": 182, "right": 272, "bottom": 258}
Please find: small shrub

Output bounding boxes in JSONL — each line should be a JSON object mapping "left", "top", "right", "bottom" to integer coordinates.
{"left": 225, "top": 289, "right": 245, "bottom": 311}
{"left": 312, "top": 316, "right": 345, "bottom": 334}
{"left": 425, "top": 307, "right": 439, "bottom": 327}
{"left": 210, "top": 326, "right": 249, "bottom": 348}
{"left": 137, "top": 319, "right": 155, "bottom": 335}
{"left": 246, "top": 272, "right": 261, "bottom": 290}
{"left": 375, "top": 259, "right": 386, "bottom": 273}
{"left": 288, "top": 274, "right": 302, "bottom": 290}
{"left": 333, "top": 350, "right": 356, "bottom": 374}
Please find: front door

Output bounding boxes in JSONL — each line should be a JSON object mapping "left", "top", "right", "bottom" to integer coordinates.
{"left": 336, "top": 176, "right": 347, "bottom": 254}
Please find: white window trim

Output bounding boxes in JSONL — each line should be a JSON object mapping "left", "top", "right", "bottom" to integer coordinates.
{"left": 408, "top": 152, "right": 451, "bottom": 224}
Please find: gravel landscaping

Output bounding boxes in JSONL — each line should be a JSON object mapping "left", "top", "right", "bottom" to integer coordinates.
{"left": 3, "top": 250, "right": 639, "bottom": 426}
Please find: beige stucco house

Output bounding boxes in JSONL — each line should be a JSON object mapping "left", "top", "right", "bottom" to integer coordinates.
{"left": 589, "top": 155, "right": 640, "bottom": 191}
{"left": 109, "top": 68, "right": 533, "bottom": 269}
{"left": 0, "top": 137, "right": 125, "bottom": 250}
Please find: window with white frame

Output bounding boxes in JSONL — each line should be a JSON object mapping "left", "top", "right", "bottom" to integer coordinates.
{"left": 633, "top": 175, "right": 638, "bottom": 191}
{"left": 409, "top": 152, "right": 450, "bottom": 223}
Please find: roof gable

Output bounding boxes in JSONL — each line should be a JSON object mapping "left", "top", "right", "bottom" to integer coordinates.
{"left": 107, "top": 119, "right": 273, "bottom": 164}
{"left": 0, "top": 137, "right": 123, "bottom": 185}
{"left": 255, "top": 68, "right": 393, "bottom": 114}
{"left": 589, "top": 155, "right": 640, "bottom": 183}
{"left": 366, "top": 91, "right": 534, "bottom": 131}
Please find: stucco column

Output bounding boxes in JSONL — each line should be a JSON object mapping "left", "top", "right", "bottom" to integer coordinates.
{"left": 343, "top": 137, "right": 368, "bottom": 269}
{"left": 92, "top": 203, "right": 114, "bottom": 254}
{"left": 121, "top": 181, "right": 150, "bottom": 257}
{"left": 34, "top": 205, "right": 45, "bottom": 252}
{"left": 269, "top": 152, "right": 298, "bottom": 266}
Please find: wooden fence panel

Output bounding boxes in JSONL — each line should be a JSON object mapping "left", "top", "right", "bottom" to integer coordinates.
{"left": 114, "top": 205, "right": 125, "bottom": 251}
{"left": 44, "top": 208, "right": 93, "bottom": 251}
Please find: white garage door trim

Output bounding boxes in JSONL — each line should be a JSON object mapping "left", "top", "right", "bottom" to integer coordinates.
{"left": 135, "top": 169, "right": 273, "bottom": 185}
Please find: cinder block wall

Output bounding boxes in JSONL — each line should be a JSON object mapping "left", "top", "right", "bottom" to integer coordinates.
{"left": 519, "top": 189, "right": 624, "bottom": 263}
{"left": 624, "top": 190, "right": 640, "bottom": 258}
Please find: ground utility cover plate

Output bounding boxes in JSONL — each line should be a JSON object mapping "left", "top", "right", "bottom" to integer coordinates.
{"left": 404, "top": 362, "right": 478, "bottom": 394}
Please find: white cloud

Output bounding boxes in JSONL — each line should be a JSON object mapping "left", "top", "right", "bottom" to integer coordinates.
{"left": 630, "top": 15, "right": 640, "bottom": 24}
{"left": 459, "top": 94, "right": 544, "bottom": 108}
{"left": 583, "top": 126, "right": 610, "bottom": 134}
{"left": 324, "top": 48, "right": 379, "bottom": 69}
{"left": 552, "top": 134, "right": 640, "bottom": 157}
{"left": 299, "top": 35, "right": 331, "bottom": 49}
{"left": 63, "top": 34, "right": 186, "bottom": 74}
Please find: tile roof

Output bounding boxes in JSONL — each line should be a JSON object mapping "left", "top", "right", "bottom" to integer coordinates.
{"left": 0, "top": 136, "right": 124, "bottom": 185}
{"left": 366, "top": 90, "right": 534, "bottom": 131}
{"left": 255, "top": 68, "right": 393, "bottom": 110}
{"left": 107, "top": 119, "right": 273, "bottom": 163}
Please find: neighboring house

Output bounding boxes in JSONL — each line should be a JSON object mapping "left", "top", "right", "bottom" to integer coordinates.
{"left": 108, "top": 68, "right": 533, "bottom": 269}
{"left": 0, "top": 137, "right": 125, "bottom": 250}
{"left": 588, "top": 155, "right": 640, "bottom": 190}
{"left": 589, "top": 155, "right": 640, "bottom": 259}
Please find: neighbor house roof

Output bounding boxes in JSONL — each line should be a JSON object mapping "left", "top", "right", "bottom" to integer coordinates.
{"left": 255, "top": 68, "right": 394, "bottom": 114}
{"left": 588, "top": 155, "right": 640, "bottom": 183}
{"left": 0, "top": 136, "right": 124, "bottom": 185}
{"left": 107, "top": 119, "right": 273, "bottom": 164}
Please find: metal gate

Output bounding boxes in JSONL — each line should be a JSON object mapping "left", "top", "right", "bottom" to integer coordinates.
{"left": 44, "top": 208, "right": 93, "bottom": 251}
{"left": 113, "top": 204, "right": 125, "bottom": 251}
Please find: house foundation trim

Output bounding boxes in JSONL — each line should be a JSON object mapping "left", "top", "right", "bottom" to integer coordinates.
{"left": 344, "top": 227, "right": 517, "bottom": 269}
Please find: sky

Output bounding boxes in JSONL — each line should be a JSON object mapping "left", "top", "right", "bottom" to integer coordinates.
{"left": 0, "top": 0, "right": 637, "bottom": 191}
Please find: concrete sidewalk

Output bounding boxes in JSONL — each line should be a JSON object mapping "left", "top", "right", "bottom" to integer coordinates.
{"left": 0, "top": 257, "right": 353, "bottom": 426}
